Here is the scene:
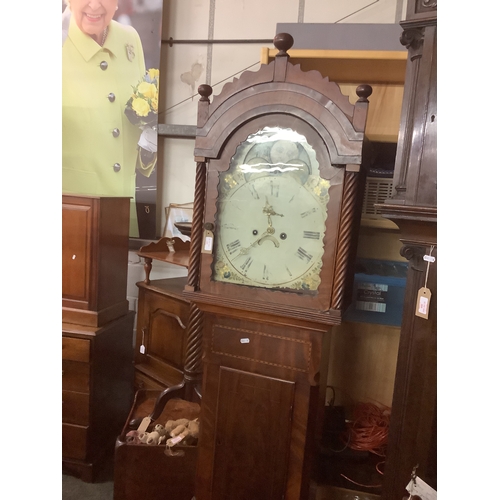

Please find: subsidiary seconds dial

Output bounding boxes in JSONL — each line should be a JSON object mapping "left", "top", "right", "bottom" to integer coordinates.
{"left": 214, "top": 174, "right": 327, "bottom": 290}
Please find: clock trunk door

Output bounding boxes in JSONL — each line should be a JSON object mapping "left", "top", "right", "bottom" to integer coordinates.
{"left": 211, "top": 367, "right": 295, "bottom": 500}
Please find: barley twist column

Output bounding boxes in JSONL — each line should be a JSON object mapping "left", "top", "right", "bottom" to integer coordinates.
{"left": 186, "top": 161, "right": 207, "bottom": 291}
{"left": 331, "top": 171, "right": 361, "bottom": 310}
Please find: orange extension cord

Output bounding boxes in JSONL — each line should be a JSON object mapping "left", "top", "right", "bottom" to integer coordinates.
{"left": 341, "top": 401, "right": 391, "bottom": 456}
{"left": 339, "top": 401, "right": 391, "bottom": 489}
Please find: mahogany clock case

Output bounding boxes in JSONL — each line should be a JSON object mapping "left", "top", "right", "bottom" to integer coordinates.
{"left": 186, "top": 33, "right": 372, "bottom": 500}
{"left": 189, "top": 33, "right": 371, "bottom": 325}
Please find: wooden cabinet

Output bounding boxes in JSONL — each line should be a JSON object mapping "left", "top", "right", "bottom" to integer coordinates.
{"left": 62, "top": 312, "right": 135, "bottom": 482}
{"left": 62, "top": 194, "right": 135, "bottom": 482}
{"left": 62, "top": 195, "right": 130, "bottom": 327}
{"left": 133, "top": 276, "right": 191, "bottom": 390}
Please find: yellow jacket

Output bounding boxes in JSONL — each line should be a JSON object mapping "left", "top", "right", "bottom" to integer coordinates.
{"left": 62, "top": 17, "right": 147, "bottom": 236}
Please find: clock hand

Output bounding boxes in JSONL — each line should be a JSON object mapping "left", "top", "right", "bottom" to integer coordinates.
{"left": 263, "top": 198, "right": 284, "bottom": 218}
{"left": 263, "top": 198, "right": 284, "bottom": 227}
{"left": 233, "top": 234, "right": 265, "bottom": 258}
{"left": 233, "top": 198, "right": 284, "bottom": 259}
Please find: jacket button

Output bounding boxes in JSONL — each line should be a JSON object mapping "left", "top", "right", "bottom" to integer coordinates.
{"left": 113, "top": 163, "right": 121, "bottom": 172}
{"left": 100, "top": 61, "right": 108, "bottom": 70}
{"left": 112, "top": 128, "right": 120, "bottom": 137}
{"left": 107, "top": 93, "right": 115, "bottom": 102}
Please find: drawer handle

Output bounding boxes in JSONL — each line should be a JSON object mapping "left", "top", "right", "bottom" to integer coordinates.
{"left": 240, "top": 338, "right": 250, "bottom": 344}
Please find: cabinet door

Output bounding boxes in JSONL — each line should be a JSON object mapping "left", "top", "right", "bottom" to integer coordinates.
{"left": 196, "top": 310, "right": 327, "bottom": 500}
{"left": 148, "top": 306, "right": 186, "bottom": 366}
{"left": 135, "top": 284, "right": 189, "bottom": 387}
{"left": 62, "top": 200, "right": 93, "bottom": 302}
{"left": 212, "top": 367, "right": 295, "bottom": 500}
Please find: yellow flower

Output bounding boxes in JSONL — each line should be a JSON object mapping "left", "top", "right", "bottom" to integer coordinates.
{"left": 137, "top": 81, "right": 156, "bottom": 99}
{"left": 147, "top": 68, "right": 159, "bottom": 81}
{"left": 131, "top": 97, "right": 151, "bottom": 117}
{"left": 150, "top": 97, "right": 158, "bottom": 113}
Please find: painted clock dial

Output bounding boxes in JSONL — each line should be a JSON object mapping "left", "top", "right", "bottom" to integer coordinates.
{"left": 212, "top": 126, "right": 330, "bottom": 291}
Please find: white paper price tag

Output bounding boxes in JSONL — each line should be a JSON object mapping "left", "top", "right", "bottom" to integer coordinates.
{"left": 170, "top": 435, "right": 183, "bottom": 445}
{"left": 201, "top": 229, "right": 214, "bottom": 254}
{"left": 406, "top": 476, "right": 436, "bottom": 500}
{"left": 204, "top": 236, "right": 213, "bottom": 251}
{"left": 415, "top": 287, "right": 432, "bottom": 319}
{"left": 137, "top": 416, "right": 151, "bottom": 433}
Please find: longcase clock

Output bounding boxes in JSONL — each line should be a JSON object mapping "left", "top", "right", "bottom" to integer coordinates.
{"left": 184, "top": 33, "right": 372, "bottom": 500}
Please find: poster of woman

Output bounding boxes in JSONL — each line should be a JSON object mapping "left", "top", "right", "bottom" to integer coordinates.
{"left": 62, "top": 0, "right": 162, "bottom": 237}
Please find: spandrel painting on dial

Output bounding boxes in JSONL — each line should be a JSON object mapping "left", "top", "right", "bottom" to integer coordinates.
{"left": 62, "top": 0, "right": 163, "bottom": 238}
{"left": 214, "top": 126, "right": 341, "bottom": 292}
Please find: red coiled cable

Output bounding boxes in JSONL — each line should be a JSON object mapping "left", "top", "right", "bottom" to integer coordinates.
{"left": 339, "top": 401, "right": 391, "bottom": 489}
{"left": 341, "top": 401, "right": 391, "bottom": 456}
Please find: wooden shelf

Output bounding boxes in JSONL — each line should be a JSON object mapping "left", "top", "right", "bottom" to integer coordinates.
{"left": 260, "top": 48, "right": 406, "bottom": 143}
{"left": 260, "top": 49, "right": 407, "bottom": 84}
{"left": 137, "top": 237, "right": 190, "bottom": 268}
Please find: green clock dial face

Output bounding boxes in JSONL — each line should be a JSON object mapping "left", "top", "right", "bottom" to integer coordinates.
{"left": 212, "top": 127, "right": 330, "bottom": 291}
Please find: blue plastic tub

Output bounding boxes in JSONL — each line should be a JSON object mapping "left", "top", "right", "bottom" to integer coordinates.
{"left": 344, "top": 259, "right": 408, "bottom": 327}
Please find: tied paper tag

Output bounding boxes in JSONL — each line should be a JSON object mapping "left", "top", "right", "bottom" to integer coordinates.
{"left": 140, "top": 328, "right": 146, "bottom": 355}
{"left": 170, "top": 435, "right": 183, "bottom": 446}
{"left": 201, "top": 229, "right": 214, "bottom": 254}
{"left": 415, "top": 287, "right": 432, "bottom": 319}
{"left": 137, "top": 416, "right": 151, "bottom": 434}
{"left": 406, "top": 476, "right": 436, "bottom": 500}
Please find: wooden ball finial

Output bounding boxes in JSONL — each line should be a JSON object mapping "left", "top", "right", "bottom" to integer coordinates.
{"left": 273, "top": 33, "right": 294, "bottom": 55}
{"left": 198, "top": 84, "right": 213, "bottom": 101}
{"left": 356, "top": 84, "right": 373, "bottom": 102}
